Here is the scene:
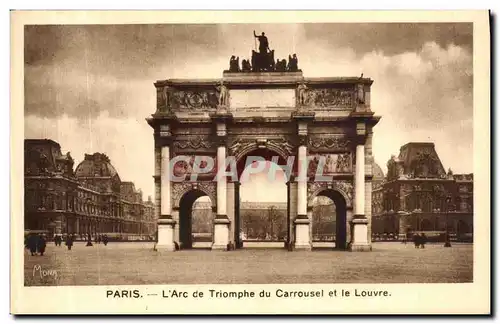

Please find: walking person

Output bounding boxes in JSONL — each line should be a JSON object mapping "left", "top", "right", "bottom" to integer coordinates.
{"left": 413, "top": 233, "right": 421, "bottom": 249}
{"left": 86, "top": 233, "right": 93, "bottom": 247}
{"left": 27, "top": 233, "right": 37, "bottom": 256}
{"left": 65, "top": 234, "right": 74, "bottom": 251}
{"left": 420, "top": 233, "right": 427, "bottom": 249}
{"left": 37, "top": 234, "right": 47, "bottom": 256}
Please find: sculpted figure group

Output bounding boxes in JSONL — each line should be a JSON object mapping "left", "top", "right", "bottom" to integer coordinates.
{"left": 227, "top": 31, "right": 301, "bottom": 73}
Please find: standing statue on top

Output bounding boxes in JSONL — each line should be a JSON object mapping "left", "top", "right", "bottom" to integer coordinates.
{"left": 254, "top": 31, "right": 269, "bottom": 54}
{"left": 252, "top": 31, "right": 274, "bottom": 72}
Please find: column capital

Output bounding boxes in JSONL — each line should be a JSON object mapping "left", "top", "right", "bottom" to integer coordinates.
{"left": 298, "top": 134, "right": 308, "bottom": 146}
{"left": 213, "top": 135, "right": 228, "bottom": 147}
{"left": 292, "top": 110, "right": 315, "bottom": 121}
{"left": 295, "top": 215, "right": 309, "bottom": 221}
{"left": 214, "top": 216, "right": 230, "bottom": 223}
{"left": 352, "top": 215, "right": 368, "bottom": 221}
{"left": 158, "top": 217, "right": 176, "bottom": 225}
{"left": 209, "top": 111, "right": 233, "bottom": 123}
{"left": 155, "top": 136, "right": 173, "bottom": 147}
{"left": 147, "top": 112, "right": 178, "bottom": 129}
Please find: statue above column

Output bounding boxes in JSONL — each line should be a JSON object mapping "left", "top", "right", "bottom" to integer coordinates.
{"left": 224, "top": 31, "right": 302, "bottom": 73}
{"left": 216, "top": 81, "right": 229, "bottom": 112}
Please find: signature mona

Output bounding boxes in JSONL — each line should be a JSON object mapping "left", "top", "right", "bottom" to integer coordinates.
{"left": 32, "top": 264, "right": 58, "bottom": 280}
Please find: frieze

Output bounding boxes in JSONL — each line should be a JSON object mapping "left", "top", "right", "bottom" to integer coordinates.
{"left": 298, "top": 85, "right": 355, "bottom": 109}
{"left": 173, "top": 136, "right": 213, "bottom": 150}
{"left": 308, "top": 135, "right": 352, "bottom": 151}
{"left": 169, "top": 88, "right": 219, "bottom": 110}
{"left": 172, "top": 155, "right": 217, "bottom": 177}
{"left": 308, "top": 153, "right": 352, "bottom": 176}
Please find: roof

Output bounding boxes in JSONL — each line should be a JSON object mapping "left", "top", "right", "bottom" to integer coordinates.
{"left": 397, "top": 142, "right": 446, "bottom": 178}
{"left": 372, "top": 161, "right": 385, "bottom": 180}
{"left": 75, "top": 153, "right": 119, "bottom": 178}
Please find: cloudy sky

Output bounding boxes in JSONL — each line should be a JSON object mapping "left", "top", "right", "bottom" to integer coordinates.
{"left": 24, "top": 23, "right": 473, "bottom": 201}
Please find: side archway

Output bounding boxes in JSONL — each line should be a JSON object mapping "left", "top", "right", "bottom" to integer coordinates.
{"left": 309, "top": 187, "right": 348, "bottom": 250}
{"left": 178, "top": 188, "right": 214, "bottom": 249}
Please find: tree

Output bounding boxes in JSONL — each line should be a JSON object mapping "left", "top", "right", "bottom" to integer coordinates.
{"left": 267, "top": 206, "right": 285, "bottom": 240}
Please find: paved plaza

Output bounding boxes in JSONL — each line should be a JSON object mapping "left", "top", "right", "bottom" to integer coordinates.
{"left": 24, "top": 242, "right": 473, "bottom": 286}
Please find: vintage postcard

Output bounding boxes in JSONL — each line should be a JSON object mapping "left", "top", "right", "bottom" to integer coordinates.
{"left": 10, "top": 10, "right": 490, "bottom": 315}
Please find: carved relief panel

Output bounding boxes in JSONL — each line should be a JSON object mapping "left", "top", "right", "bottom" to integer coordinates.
{"left": 170, "top": 90, "right": 219, "bottom": 110}
{"left": 172, "top": 155, "right": 217, "bottom": 177}
{"left": 297, "top": 85, "right": 355, "bottom": 109}
{"left": 172, "top": 136, "right": 215, "bottom": 154}
{"left": 308, "top": 135, "right": 352, "bottom": 153}
{"left": 307, "top": 153, "right": 352, "bottom": 176}
{"left": 158, "top": 85, "right": 220, "bottom": 111}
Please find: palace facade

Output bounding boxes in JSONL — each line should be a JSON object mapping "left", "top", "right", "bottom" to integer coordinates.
{"left": 24, "top": 139, "right": 155, "bottom": 240}
{"left": 371, "top": 142, "right": 473, "bottom": 241}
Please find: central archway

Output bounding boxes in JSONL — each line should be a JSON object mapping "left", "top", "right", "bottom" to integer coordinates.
{"left": 235, "top": 147, "right": 291, "bottom": 248}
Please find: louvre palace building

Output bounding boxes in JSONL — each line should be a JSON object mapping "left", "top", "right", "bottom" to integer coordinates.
{"left": 371, "top": 142, "right": 474, "bottom": 241}
{"left": 24, "top": 139, "right": 156, "bottom": 240}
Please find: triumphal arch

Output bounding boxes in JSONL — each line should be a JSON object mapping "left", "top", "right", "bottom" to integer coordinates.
{"left": 147, "top": 40, "right": 380, "bottom": 252}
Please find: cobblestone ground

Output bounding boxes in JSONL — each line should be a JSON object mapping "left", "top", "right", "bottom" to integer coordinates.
{"left": 24, "top": 242, "right": 473, "bottom": 286}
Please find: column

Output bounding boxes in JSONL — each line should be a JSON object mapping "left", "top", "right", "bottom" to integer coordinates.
{"left": 156, "top": 144, "right": 176, "bottom": 251}
{"left": 297, "top": 145, "right": 307, "bottom": 216}
{"left": 172, "top": 208, "right": 180, "bottom": 245}
{"left": 286, "top": 181, "right": 297, "bottom": 249}
{"left": 294, "top": 138, "right": 312, "bottom": 250}
{"left": 226, "top": 181, "right": 236, "bottom": 247}
{"left": 212, "top": 144, "right": 230, "bottom": 250}
{"left": 54, "top": 215, "right": 63, "bottom": 239}
{"left": 75, "top": 217, "right": 80, "bottom": 236}
{"left": 355, "top": 144, "right": 365, "bottom": 215}
{"left": 349, "top": 141, "right": 371, "bottom": 251}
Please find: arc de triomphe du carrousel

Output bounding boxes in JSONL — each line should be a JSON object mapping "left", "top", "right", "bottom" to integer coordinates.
{"left": 147, "top": 37, "right": 380, "bottom": 252}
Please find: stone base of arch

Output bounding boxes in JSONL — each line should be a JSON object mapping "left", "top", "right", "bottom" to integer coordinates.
{"left": 156, "top": 217, "right": 176, "bottom": 251}
{"left": 294, "top": 217, "right": 312, "bottom": 251}
{"left": 348, "top": 217, "right": 372, "bottom": 252}
{"left": 212, "top": 217, "right": 230, "bottom": 250}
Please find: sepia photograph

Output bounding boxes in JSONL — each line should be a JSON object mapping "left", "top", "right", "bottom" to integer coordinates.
{"left": 10, "top": 10, "right": 490, "bottom": 314}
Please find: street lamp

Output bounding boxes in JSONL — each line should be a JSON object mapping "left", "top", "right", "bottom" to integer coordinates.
{"left": 444, "top": 196, "right": 452, "bottom": 247}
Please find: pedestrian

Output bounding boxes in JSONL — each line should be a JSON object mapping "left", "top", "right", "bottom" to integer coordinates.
{"left": 65, "top": 234, "right": 74, "bottom": 250}
{"left": 86, "top": 234, "right": 93, "bottom": 247}
{"left": 38, "top": 234, "right": 47, "bottom": 256}
{"left": 413, "top": 233, "right": 421, "bottom": 249}
{"left": 27, "top": 233, "right": 37, "bottom": 256}
{"left": 420, "top": 233, "right": 427, "bottom": 249}
{"left": 55, "top": 235, "right": 62, "bottom": 246}
{"left": 102, "top": 234, "right": 108, "bottom": 246}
